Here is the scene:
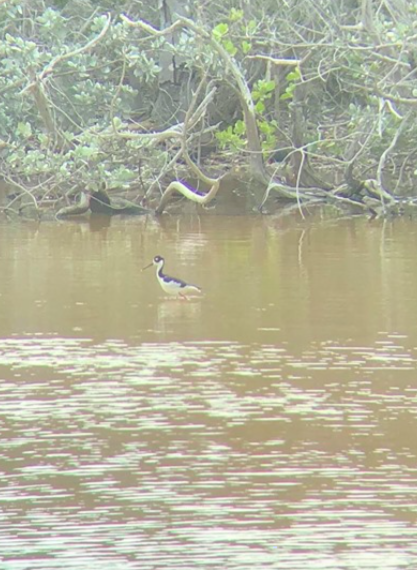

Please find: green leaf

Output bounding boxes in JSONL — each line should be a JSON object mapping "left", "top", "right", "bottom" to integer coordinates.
{"left": 38, "top": 133, "right": 49, "bottom": 147}
{"left": 73, "top": 145, "right": 98, "bottom": 159}
{"left": 111, "top": 116, "right": 122, "bottom": 128}
{"left": 252, "top": 89, "right": 261, "bottom": 102}
{"left": 234, "top": 120, "right": 246, "bottom": 135}
{"left": 264, "top": 80, "right": 276, "bottom": 92}
{"left": 229, "top": 8, "right": 243, "bottom": 22}
{"left": 113, "top": 166, "right": 136, "bottom": 182}
{"left": 286, "top": 68, "right": 301, "bottom": 82}
{"left": 247, "top": 20, "right": 257, "bottom": 34}
{"left": 258, "top": 120, "right": 272, "bottom": 135}
{"left": 255, "top": 100, "right": 265, "bottom": 113}
{"left": 212, "top": 22, "right": 229, "bottom": 40}
{"left": 223, "top": 39, "right": 237, "bottom": 56}
{"left": 242, "top": 40, "right": 251, "bottom": 54}
{"left": 17, "top": 122, "right": 32, "bottom": 138}
{"left": 59, "top": 162, "right": 70, "bottom": 177}
{"left": 252, "top": 79, "right": 276, "bottom": 102}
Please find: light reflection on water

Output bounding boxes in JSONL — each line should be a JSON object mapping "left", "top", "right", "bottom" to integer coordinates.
{"left": 1, "top": 331, "right": 417, "bottom": 568}
{"left": 2, "top": 216, "right": 417, "bottom": 568}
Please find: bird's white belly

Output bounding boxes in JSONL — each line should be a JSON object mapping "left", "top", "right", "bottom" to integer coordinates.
{"left": 160, "top": 279, "right": 181, "bottom": 295}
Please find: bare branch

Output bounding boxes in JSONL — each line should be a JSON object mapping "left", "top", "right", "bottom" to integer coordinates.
{"left": 377, "top": 111, "right": 410, "bottom": 192}
{"left": 246, "top": 55, "right": 301, "bottom": 66}
{"left": 155, "top": 178, "right": 223, "bottom": 215}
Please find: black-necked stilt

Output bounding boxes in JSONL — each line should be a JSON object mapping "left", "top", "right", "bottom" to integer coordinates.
{"left": 143, "top": 255, "right": 202, "bottom": 300}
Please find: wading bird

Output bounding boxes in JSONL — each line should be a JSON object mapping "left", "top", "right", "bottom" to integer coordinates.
{"left": 143, "top": 255, "right": 201, "bottom": 300}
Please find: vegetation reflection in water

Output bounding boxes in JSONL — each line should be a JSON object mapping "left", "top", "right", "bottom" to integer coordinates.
{"left": 1, "top": 334, "right": 417, "bottom": 568}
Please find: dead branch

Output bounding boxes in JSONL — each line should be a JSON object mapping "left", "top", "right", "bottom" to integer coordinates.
{"left": 246, "top": 55, "right": 301, "bottom": 66}
{"left": 155, "top": 178, "right": 222, "bottom": 215}
{"left": 377, "top": 111, "right": 409, "bottom": 191}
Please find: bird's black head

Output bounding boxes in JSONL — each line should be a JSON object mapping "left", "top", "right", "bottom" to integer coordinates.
{"left": 143, "top": 255, "right": 165, "bottom": 272}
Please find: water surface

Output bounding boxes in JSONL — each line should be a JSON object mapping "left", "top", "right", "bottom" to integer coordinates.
{"left": 1, "top": 214, "right": 417, "bottom": 569}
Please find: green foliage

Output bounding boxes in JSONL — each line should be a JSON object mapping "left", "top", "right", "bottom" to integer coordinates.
{"left": 246, "top": 20, "right": 257, "bottom": 35}
{"left": 229, "top": 8, "right": 244, "bottom": 22}
{"left": 216, "top": 78, "right": 278, "bottom": 154}
{"left": 0, "top": 2, "right": 162, "bottom": 196}
{"left": 1, "top": 0, "right": 417, "bottom": 205}
{"left": 212, "top": 22, "right": 229, "bottom": 41}
{"left": 216, "top": 120, "right": 246, "bottom": 151}
{"left": 223, "top": 38, "right": 237, "bottom": 56}
{"left": 257, "top": 119, "right": 278, "bottom": 152}
{"left": 212, "top": 12, "right": 255, "bottom": 58}
{"left": 280, "top": 68, "right": 301, "bottom": 101}
{"left": 241, "top": 40, "right": 251, "bottom": 54}
{"left": 17, "top": 122, "right": 33, "bottom": 139}
{"left": 252, "top": 79, "right": 276, "bottom": 113}
{"left": 212, "top": 13, "right": 279, "bottom": 156}
{"left": 212, "top": 22, "right": 237, "bottom": 56}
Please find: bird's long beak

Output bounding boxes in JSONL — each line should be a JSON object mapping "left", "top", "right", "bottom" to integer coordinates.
{"left": 142, "top": 261, "right": 153, "bottom": 271}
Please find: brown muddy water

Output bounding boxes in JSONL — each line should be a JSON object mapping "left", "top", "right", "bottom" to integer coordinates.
{"left": 1, "top": 213, "right": 417, "bottom": 569}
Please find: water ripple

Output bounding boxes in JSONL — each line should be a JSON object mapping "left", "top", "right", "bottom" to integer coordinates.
{"left": 1, "top": 333, "right": 417, "bottom": 568}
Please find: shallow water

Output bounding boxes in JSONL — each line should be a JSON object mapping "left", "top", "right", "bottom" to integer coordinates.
{"left": 1, "top": 214, "right": 417, "bottom": 568}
